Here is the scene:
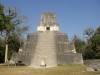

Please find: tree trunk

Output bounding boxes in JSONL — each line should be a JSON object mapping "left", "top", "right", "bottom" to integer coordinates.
{"left": 5, "top": 44, "right": 8, "bottom": 63}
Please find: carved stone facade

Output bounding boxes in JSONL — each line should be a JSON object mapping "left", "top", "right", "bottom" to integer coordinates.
{"left": 11, "top": 13, "right": 83, "bottom": 68}
{"left": 37, "top": 13, "right": 59, "bottom": 32}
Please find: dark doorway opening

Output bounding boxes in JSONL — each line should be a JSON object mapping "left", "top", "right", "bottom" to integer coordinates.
{"left": 46, "top": 27, "right": 50, "bottom": 30}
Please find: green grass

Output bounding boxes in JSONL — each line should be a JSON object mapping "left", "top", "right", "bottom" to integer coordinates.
{"left": 0, "top": 64, "right": 100, "bottom": 75}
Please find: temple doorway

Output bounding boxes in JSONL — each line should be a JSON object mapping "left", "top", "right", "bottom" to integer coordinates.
{"left": 46, "top": 27, "right": 50, "bottom": 31}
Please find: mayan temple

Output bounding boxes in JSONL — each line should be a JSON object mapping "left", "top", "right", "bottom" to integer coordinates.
{"left": 11, "top": 13, "right": 83, "bottom": 68}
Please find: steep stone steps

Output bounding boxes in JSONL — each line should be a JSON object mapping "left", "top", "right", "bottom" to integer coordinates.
{"left": 30, "top": 32, "right": 57, "bottom": 67}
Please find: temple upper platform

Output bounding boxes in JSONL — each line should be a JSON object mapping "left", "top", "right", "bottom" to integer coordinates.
{"left": 37, "top": 13, "right": 59, "bottom": 32}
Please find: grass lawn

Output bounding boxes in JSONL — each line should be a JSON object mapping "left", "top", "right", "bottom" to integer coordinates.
{"left": 0, "top": 64, "right": 100, "bottom": 75}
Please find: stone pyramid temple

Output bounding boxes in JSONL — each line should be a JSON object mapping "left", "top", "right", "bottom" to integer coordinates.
{"left": 11, "top": 13, "right": 83, "bottom": 68}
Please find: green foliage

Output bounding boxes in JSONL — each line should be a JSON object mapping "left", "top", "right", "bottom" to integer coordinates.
{"left": 7, "top": 33, "right": 20, "bottom": 60}
{"left": 84, "top": 27, "right": 100, "bottom": 59}
{"left": 0, "top": 38, "right": 5, "bottom": 62}
{"left": 90, "top": 26, "right": 100, "bottom": 59}
{"left": 83, "top": 45, "right": 95, "bottom": 59}
{"left": 73, "top": 35, "right": 86, "bottom": 53}
{"left": 0, "top": 4, "right": 29, "bottom": 62}
{"left": 0, "top": 5, "right": 5, "bottom": 32}
{"left": 73, "top": 26, "right": 100, "bottom": 60}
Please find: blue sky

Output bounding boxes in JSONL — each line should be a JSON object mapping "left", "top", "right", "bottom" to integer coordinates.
{"left": 0, "top": 0, "right": 100, "bottom": 39}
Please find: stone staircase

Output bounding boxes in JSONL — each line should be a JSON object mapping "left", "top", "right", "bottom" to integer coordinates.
{"left": 30, "top": 31, "right": 57, "bottom": 67}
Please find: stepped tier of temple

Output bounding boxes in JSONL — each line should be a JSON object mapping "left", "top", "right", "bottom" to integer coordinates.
{"left": 11, "top": 13, "right": 83, "bottom": 68}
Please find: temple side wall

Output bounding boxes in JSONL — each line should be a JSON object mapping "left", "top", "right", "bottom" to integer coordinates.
{"left": 57, "top": 53, "right": 83, "bottom": 65}
{"left": 57, "top": 33, "right": 83, "bottom": 65}
{"left": 18, "top": 33, "right": 37, "bottom": 65}
{"left": 84, "top": 60, "right": 100, "bottom": 66}
{"left": 57, "top": 33, "right": 76, "bottom": 53}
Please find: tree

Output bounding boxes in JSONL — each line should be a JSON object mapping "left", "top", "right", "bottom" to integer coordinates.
{"left": 73, "top": 26, "right": 100, "bottom": 59}
{"left": 83, "top": 45, "right": 95, "bottom": 59}
{"left": 91, "top": 26, "right": 100, "bottom": 58}
{"left": 0, "top": 38, "right": 5, "bottom": 62}
{"left": 83, "top": 27, "right": 94, "bottom": 44}
{"left": 72, "top": 35, "right": 86, "bottom": 54}
{"left": 0, "top": 4, "right": 29, "bottom": 63}
{"left": 84, "top": 27, "right": 94, "bottom": 39}
{"left": 83, "top": 26, "right": 100, "bottom": 59}
{"left": 0, "top": 4, "right": 6, "bottom": 34}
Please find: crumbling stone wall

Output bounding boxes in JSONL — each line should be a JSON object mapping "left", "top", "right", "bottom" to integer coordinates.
{"left": 84, "top": 60, "right": 100, "bottom": 66}
{"left": 57, "top": 53, "right": 83, "bottom": 65}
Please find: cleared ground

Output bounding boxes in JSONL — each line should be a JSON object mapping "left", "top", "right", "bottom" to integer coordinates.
{"left": 0, "top": 65, "right": 100, "bottom": 75}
